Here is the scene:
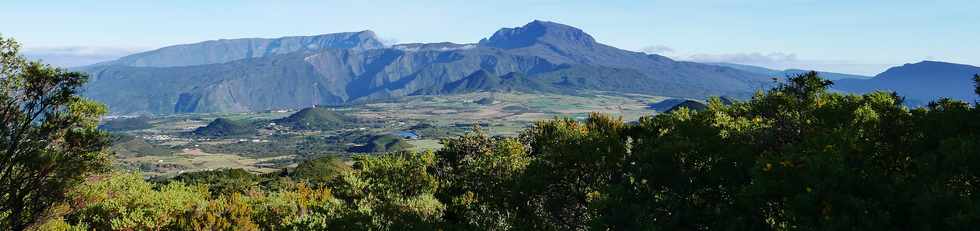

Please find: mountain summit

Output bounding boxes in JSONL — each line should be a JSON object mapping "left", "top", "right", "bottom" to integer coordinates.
{"left": 478, "top": 20, "right": 628, "bottom": 65}
{"left": 480, "top": 20, "right": 597, "bottom": 49}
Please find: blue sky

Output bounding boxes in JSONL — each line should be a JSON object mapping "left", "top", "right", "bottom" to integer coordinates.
{"left": 1, "top": 0, "right": 977, "bottom": 75}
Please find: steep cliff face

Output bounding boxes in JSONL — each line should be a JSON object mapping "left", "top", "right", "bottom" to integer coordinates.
{"left": 83, "top": 47, "right": 564, "bottom": 114}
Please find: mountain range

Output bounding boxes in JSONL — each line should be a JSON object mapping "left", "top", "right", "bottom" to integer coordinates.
{"left": 90, "top": 31, "right": 384, "bottom": 67}
{"left": 79, "top": 20, "right": 978, "bottom": 115}
{"left": 80, "top": 20, "right": 774, "bottom": 115}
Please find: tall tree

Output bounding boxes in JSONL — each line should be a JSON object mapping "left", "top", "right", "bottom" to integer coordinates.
{"left": 0, "top": 35, "right": 111, "bottom": 230}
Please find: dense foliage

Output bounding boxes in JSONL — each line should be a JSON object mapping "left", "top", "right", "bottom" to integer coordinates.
{"left": 29, "top": 71, "right": 978, "bottom": 230}
{"left": 0, "top": 36, "right": 111, "bottom": 230}
{"left": 348, "top": 135, "right": 415, "bottom": 153}
{"left": 290, "top": 156, "right": 349, "bottom": 186}
{"left": 664, "top": 99, "right": 708, "bottom": 113}
{"left": 168, "top": 169, "right": 262, "bottom": 197}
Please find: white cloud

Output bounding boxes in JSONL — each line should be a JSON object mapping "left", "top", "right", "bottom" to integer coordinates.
{"left": 639, "top": 45, "right": 675, "bottom": 54}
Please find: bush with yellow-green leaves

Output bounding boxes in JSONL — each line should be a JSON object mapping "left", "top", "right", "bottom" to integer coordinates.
{"left": 20, "top": 69, "right": 980, "bottom": 230}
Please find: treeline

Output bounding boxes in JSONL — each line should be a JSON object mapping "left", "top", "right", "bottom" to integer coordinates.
{"left": 30, "top": 72, "right": 979, "bottom": 230}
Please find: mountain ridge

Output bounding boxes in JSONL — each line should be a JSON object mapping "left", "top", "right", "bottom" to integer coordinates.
{"left": 89, "top": 31, "right": 384, "bottom": 68}
{"left": 78, "top": 20, "right": 795, "bottom": 115}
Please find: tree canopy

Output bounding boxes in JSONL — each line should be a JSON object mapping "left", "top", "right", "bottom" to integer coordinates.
{"left": 0, "top": 36, "right": 111, "bottom": 230}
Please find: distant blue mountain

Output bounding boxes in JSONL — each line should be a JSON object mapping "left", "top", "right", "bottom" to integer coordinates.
{"left": 834, "top": 61, "right": 980, "bottom": 105}
{"left": 707, "top": 62, "right": 873, "bottom": 80}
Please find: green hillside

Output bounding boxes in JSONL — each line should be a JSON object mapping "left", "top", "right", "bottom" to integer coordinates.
{"left": 109, "top": 134, "right": 174, "bottom": 157}
{"left": 348, "top": 134, "right": 414, "bottom": 153}
{"left": 664, "top": 100, "right": 708, "bottom": 113}
{"left": 274, "top": 107, "right": 353, "bottom": 130}
{"left": 193, "top": 118, "right": 257, "bottom": 137}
